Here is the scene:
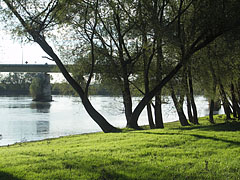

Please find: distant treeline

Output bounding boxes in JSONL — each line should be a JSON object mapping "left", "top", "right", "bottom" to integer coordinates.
{"left": 52, "top": 82, "right": 121, "bottom": 96}
{"left": 0, "top": 73, "right": 121, "bottom": 96}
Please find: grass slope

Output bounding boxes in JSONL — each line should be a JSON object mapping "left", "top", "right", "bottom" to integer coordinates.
{"left": 0, "top": 115, "right": 240, "bottom": 180}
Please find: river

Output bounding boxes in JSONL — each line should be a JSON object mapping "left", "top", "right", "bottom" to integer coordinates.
{"left": 0, "top": 95, "right": 223, "bottom": 146}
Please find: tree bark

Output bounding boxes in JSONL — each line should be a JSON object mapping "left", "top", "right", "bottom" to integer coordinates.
{"left": 186, "top": 95, "right": 193, "bottom": 123}
{"left": 231, "top": 83, "right": 240, "bottom": 119}
{"left": 219, "top": 82, "right": 232, "bottom": 120}
{"left": 188, "top": 66, "right": 199, "bottom": 124}
{"left": 155, "top": 95, "right": 164, "bottom": 128}
{"left": 3, "top": 0, "right": 121, "bottom": 133}
{"left": 122, "top": 81, "right": 133, "bottom": 126}
{"left": 184, "top": 69, "right": 194, "bottom": 123}
{"left": 147, "top": 104, "right": 155, "bottom": 129}
{"left": 154, "top": 34, "right": 164, "bottom": 128}
{"left": 128, "top": 61, "right": 184, "bottom": 129}
{"left": 140, "top": 3, "right": 156, "bottom": 129}
{"left": 40, "top": 40, "right": 120, "bottom": 132}
{"left": 209, "top": 99, "right": 215, "bottom": 124}
{"left": 171, "top": 88, "right": 190, "bottom": 126}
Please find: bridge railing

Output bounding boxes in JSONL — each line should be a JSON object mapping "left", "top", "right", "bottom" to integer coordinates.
{"left": 0, "top": 64, "right": 61, "bottom": 73}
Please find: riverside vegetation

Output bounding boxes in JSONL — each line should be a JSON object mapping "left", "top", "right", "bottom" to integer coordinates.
{"left": 0, "top": 115, "right": 240, "bottom": 180}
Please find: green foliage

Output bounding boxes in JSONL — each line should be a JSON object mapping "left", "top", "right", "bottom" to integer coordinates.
{"left": 0, "top": 73, "right": 36, "bottom": 95}
{"left": 52, "top": 82, "right": 121, "bottom": 96}
{"left": 0, "top": 115, "right": 240, "bottom": 179}
{"left": 3, "top": 0, "right": 240, "bottom": 129}
{"left": 29, "top": 77, "right": 43, "bottom": 98}
{"left": 52, "top": 82, "right": 76, "bottom": 95}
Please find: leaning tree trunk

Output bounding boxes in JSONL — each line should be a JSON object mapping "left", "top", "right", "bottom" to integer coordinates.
{"left": 230, "top": 83, "right": 240, "bottom": 119}
{"left": 4, "top": 1, "right": 121, "bottom": 133}
{"left": 219, "top": 82, "right": 232, "bottom": 120}
{"left": 40, "top": 40, "right": 120, "bottom": 132}
{"left": 147, "top": 104, "right": 155, "bottom": 129}
{"left": 37, "top": 36, "right": 121, "bottom": 133}
{"left": 237, "top": 80, "right": 240, "bottom": 105}
{"left": 171, "top": 87, "right": 190, "bottom": 126}
{"left": 128, "top": 61, "right": 184, "bottom": 129}
{"left": 238, "top": 82, "right": 240, "bottom": 120}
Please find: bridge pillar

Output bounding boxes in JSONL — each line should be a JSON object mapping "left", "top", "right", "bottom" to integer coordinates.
{"left": 30, "top": 73, "right": 52, "bottom": 102}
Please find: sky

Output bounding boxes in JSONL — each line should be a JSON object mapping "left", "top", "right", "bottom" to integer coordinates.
{"left": 0, "top": 31, "right": 51, "bottom": 65}
{"left": 0, "top": 30, "right": 65, "bottom": 82}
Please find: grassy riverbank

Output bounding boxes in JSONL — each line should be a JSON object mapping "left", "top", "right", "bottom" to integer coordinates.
{"left": 0, "top": 115, "right": 240, "bottom": 180}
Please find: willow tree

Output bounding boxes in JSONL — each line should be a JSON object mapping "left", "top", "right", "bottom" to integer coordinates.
{"left": 2, "top": 0, "right": 120, "bottom": 133}
{"left": 128, "top": 0, "right": 240, "bottom": 129}
{"left": 3, "top": 0, "right": 240, "bottom": 131}
{"left": 194, "top": 34, "right": 240, "bottom": 122}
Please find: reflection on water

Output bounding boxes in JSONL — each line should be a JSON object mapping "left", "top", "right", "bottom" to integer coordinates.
{"left": 0, "top": 95, "right": 224, "bottom": 146}
{"left": 36, "top": 121, "right": 49, "bottom": 134}
{"left": 32, "top": 102, "right": 50, "bottom": 134}
{"left": 30, "top": 102, "right": 51, "bottom": 113}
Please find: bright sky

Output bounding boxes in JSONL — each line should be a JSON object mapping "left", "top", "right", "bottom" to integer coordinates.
{"left": 0, "top": 31, "right": 51, "bottom": 64}
{"left": 0, "top": 30, "right": 65, "bottom": 82}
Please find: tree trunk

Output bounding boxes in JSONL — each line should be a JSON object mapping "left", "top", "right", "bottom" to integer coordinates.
{"left": 186, "top": 96, "right": 193, "bottom": 123}
{"left": 237, "top": 81, "right": 240, "bottom": 119}
{"left": 237, "top": 80, "right": 240, "bottom": 105}
{"left": 144, "top": 71, "right": 155, "bottom": 129}
{"left": 209, "top": 99, "right": 215, "bottom": 124}
{"left": 128, "top": 61, "right": 184, "bottom": 129}
{"left": 154, "top": 32, "right": 164, "bottom": 128}
{"left": 122, "top": 80, "right": 133, "bottom": 126}
{"left": 171, "top": 87, "right": 190, "bottom": 126}
{"left": 208, "top": 59, "right": 218, "bottom": 123}
{"left": 155, "top": 95, "right": 164, "bottom": 128}
{"left": 3, "top": 1, "right": 121, "bottom": 133}
{"left": 231, "top": 83, "right": 240, "bottom": 119}
{"left": 183, "top": 69, "right": 194, "bottom": 123}
{"left": 140, "top": 12, "right": 156, "bottom": 129}
{"left": 219, "top": 82, "right": 232, "bottom": 120}
{"left": 188, "top": 66, "right": 199, "bottom": 124}
{"left": 147, "top": 104, "right": 155, "bottom": 129}
{"left": 36, "top": 37, "right": 121, "bottom": 133}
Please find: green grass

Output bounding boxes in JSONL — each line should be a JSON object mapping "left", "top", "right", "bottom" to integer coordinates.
{"left": 1, "top": 115, "right": 240, "bottom": 180}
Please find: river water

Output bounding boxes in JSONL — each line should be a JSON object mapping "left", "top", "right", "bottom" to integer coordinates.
{"left": 0, "top": 95, "right": 223, "bottom": 146}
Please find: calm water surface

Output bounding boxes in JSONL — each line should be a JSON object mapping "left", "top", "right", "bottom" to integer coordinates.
{"left": 0, "top": 95, "right": 223, "bottom": 146}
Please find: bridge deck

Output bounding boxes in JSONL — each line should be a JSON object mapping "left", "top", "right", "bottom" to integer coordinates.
{"left": 0, "top": 64, "right": 60, "bottom": 73}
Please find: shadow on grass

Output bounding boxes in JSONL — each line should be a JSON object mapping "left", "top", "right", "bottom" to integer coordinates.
{"left": 140, "top": 131, "right": 240, "bottom": 146}
{"left": 62, "top": 155, "right": 198, "bottom": 180}
{"left": 0, "top": 171, "right": 22, "bottom": 180}
{"left": 189, "top": 134, "right": 240, "bottom": 146}
{"left": 171, "top": 121, "right": 240, "bottom": 132}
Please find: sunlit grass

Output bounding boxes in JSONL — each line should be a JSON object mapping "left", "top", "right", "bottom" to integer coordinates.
{"left": 0, "top": 115, "right": 240, "bottom": 179}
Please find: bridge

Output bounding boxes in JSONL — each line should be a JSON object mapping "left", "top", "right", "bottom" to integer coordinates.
{"left": 0, "top": 64, "right": 70, "bottom": 102}
{"left": 0, "top": 64, "right": 60, "bottom": 73}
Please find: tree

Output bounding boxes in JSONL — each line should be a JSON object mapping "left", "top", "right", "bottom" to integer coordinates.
{"left": 3, "top": 0, "right": 240, "bottom": 131}
{"left": 128, "top": 0, "right": 240, "bottom": 129}
{"left": 0, "top": 72, "right": 36, "bottom": 94}
{"left": 2, "top": 0, "right": 120, "bottom": 133}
